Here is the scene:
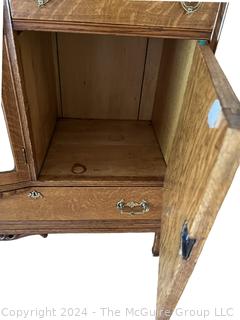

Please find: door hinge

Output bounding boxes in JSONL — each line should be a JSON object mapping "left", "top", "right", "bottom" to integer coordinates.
{"left": 22, "top": 147, "right": 28, "bottom": 165}
{"left": 181, "top": 223, "right": 197, "bottom": 260}
{"left": 36, "top": 0, "right": 49, "bottom": 7}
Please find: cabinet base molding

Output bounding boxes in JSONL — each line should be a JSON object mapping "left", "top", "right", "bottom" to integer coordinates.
{"left": 0, "top": 234, "right": 48, "bottom": 241}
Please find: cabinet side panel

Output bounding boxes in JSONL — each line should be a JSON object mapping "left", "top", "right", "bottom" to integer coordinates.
{"left": 139, "top": 38, "right": 163, "bottom": 120}
{"left": 0, "top": 0, "right": 32, "bottom": 188}
{"left": 0, "top": 39, "right": 31, "bottom": 185}
{"left": 17, "top": 31, "right": 58, "bottom": 174}
{"left": 152, "top": 40, "right": 196, "bottom": 164}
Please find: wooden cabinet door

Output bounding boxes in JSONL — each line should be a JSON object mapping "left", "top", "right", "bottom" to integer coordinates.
{"left": 157, "top": 43, "right": 240, "bottom": 319}
{"left": 0, "top": 1, "right": 33, "bottom": 191}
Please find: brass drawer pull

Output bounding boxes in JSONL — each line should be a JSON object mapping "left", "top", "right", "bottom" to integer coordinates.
{"left": 116, "top": 199, "right": 150, "bottom": 216}
{"left": 181, "top": 2, "right": 202, "bottom": 14}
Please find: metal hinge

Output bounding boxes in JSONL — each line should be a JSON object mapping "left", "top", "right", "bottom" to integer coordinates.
{"left": 36, "top": 0, "right": 49, "bottom": 7}
{"left": 181, "top": 223, "right": 196, "bottom": 260}
{"left": 22, "top": 147, "right": 28, "bottom": 165}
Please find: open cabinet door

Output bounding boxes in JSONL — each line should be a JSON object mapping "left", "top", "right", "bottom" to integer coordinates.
{"left": 156, "top": 42, "right": 240, "bottom": 319}
{"left": 0, "top": 0, "right": 33, "bottom": 191}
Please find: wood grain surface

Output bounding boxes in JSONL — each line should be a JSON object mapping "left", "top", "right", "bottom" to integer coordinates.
{"left": 156, "top": 43, "right": 240, "bottom": 319}
{"left": 57, "top": 33, "right": 147, "bottom": 119}
{"left": 0, "top": 186, "right": 162, "bottom": 233}
{"left": 210, "top": 3, "right": 228, "bottom": 52}
{"left": 139, "top": 38, "right": 163, "bottom": 120}
{"left": 17, "top": 31, "right": 58, "bottom": 174}
{"left": 0, "top": 1, "right": 32, "bottom": 187}
{"left": 9, "top": 1, "right": 219, "bottom": 39}
{"left": 2, "top": 0, "right": 240, "bottom": 311}
{"left": 152, "top": 39, "right": 196, "bottom": 163}
{"left": 40, "top": 119, "right": 166, "bottom": 183}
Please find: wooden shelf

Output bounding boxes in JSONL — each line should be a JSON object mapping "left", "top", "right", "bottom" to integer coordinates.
{"left": 39, "top": 119, "right": 166, "bottom": 186}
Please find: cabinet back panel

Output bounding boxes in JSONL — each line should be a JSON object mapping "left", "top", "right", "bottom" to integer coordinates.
{"left": 17, "top": 31, "right": 58, "bottom": 175}
{"left": 57, "top": 33, "right": 148, "bottom": 119}
{"left": 152, "top": 39, "right": 196, "bottom": 164}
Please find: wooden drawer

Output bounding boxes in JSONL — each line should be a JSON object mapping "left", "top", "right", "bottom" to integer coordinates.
{"left": 0, "top": 187, "right": 162, "bottom": 233}
{"left": 9, "top": 1, "right": 220, "bottom": 39}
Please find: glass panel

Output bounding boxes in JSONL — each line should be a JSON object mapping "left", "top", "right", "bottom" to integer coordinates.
{"left": 0, "top": 3, "right": 15, "bottom": 173}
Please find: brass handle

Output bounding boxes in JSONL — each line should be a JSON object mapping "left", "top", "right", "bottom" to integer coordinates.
{"left": 181, "top": 2, "right": 202, "bottom": 14}
{"left": 116, "top": 200, "right": 150, "bottom": 216}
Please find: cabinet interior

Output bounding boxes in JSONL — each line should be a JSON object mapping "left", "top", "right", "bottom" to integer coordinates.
{"left": 16, "top": 31, "right": 196, "bottom": 185}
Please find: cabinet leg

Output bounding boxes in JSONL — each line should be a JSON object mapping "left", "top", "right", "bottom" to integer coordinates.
{"left": 0, "top": 234, "right": 48, "bottom": 241}
{"left": 152, "top": 232, "right": 160, "bottom": 257}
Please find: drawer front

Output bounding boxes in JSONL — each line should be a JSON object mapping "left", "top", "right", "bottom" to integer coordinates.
{"left": 10, "top": 1, "right": 220, "bottom": 39}
{"left": 0, "top": 187, "right": 162, "bottom": 233}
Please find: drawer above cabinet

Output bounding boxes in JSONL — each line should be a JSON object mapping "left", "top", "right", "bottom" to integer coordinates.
{"left": 9, "top": 0, "right": 221, "bottom": 39}
{"left": 0, "top": 187, "right": 162, "bottom": 234}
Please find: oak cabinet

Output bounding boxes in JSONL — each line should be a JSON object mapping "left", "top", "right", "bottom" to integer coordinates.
{"left": 1, "top": 1, "right": 240, "bottom": 319}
